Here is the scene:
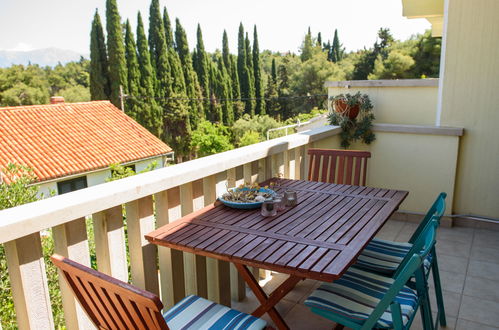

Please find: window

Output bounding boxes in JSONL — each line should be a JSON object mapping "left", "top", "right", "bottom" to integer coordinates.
{"left": 57, "top": 176, "right": 88, "bottom": 195}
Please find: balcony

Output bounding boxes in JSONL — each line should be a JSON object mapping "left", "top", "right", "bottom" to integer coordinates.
{"left": 2, "top": 79, "right": 499, "bottom": 329}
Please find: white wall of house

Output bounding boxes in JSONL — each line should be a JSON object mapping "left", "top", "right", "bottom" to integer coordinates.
{"left": 36, "top": 156, "right": 166, "bottom": 197}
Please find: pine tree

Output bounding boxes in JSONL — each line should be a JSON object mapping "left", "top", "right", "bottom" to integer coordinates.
{"left": 106, "top": 0, "right": 127, "bottom": 108}
{"left": 317, "top": 32, "right": 322, "bottom": 47}
{"left": 124, "top": 19, "right": 141, "bottom": 120}
{"left": 175, "top": 18, "right": 203, "bottom": 126}
{"left": 163, "top": 7, "right": 174, "bottom": 48}
{"left": 253, "top": 25, "right": 265, "bottom": 115}
{"left": 136, "top": 11, "right": 162, "bottom": 137}
{"left": 300, "top": 27, "right": 314, "bottom": 62}
{"left": 222, "top": 30, "right": 231, "bottom": 72}
{"left": 89, "top": 9, "right": 110, "bottom": 101}
{"left": 148, "top": 0, "right": 171, "bottom": 98}
{"left": 271, "top": 58, "right": 277, "bottom": 84}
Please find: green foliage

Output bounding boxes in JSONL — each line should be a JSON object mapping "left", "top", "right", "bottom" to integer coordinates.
{"left": 238, "top": 130, "right": 262, "bottom": 147}
{"left": 0, "top": 164, "right": 63, "bottom": 328}
{"left": 58, "top": 85, "right": 90, "bottom": 102}
{"left": 106, "top": 0, "right": 127, "bottom": 108}
{"left": 369, "top": 51, "right": 415, "bottom": 80}
{"left": 0, "top": 163, "right": 39, "bottom": 210}
{"left": 232, "top": 114, "right": 280, "bottom": 145}
{"left": 191, "top": 120, "right": 233, "bottom": 157}
{"left": 328, "top": 92, "right": 376, "bottom": 148}
{"left": 330, "top": 29, "right": 344, "bottom": 63}
{"left": 106, "top": 161, "right": 158, "bottom": 182}
{"left": 89, "top": 9, "right": 110, "bottom": 101}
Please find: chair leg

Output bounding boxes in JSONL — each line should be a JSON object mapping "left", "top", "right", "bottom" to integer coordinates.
{"left": 431, "top": 252, "right": 447, "bottom": 326}
{"left": 416, "top": 269, "right": 435, "bottom": 330}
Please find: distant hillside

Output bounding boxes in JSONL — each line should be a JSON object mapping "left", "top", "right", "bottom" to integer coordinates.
{"left": 0, "top": 48, "right": 88, "bottom": 67}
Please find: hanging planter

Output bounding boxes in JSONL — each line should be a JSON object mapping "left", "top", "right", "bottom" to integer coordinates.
{"left": 328, "top": 92, "right": 376, "bottom": 149}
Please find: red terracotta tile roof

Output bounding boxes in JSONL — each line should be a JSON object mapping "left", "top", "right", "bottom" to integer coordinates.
{"left": 0, "top": 100, "right": 172, "bottom": 183}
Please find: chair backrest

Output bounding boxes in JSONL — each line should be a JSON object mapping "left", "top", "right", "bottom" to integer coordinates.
{"left": 362, "top": 219, "right": 438, "bottom": 330}
{"left": 51, "top": 254, "right": 168, "bottom": 330}
{"left": 408, "top": 192, "right": 447, "bottom": 244}
{"left": 307, "top": 148, "right": 371, "bottom": 186}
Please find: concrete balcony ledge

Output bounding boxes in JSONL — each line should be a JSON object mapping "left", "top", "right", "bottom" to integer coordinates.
{"left": 373, "top": 123, "right": 464, "bottom": 136}
{"left": 325, "top": 79, "right": 439, "bottom": 88}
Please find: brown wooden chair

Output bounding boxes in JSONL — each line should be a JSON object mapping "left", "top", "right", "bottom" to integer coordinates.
{"left": 307, "top": 148, "right": 371, "bottom": 186}
{"left": 51, "top": 254, "right": 268, "bottom": 330}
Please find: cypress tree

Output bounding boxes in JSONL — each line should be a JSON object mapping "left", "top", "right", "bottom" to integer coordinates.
{"left": 300, "top": 27, "right": 314, "bottom": 62}
{"left": 89, "top": 9, "right": 110, "bottom": 101}
{"left": 124, "top": 19, "right": 141, "bottom": 120}
{"left": 163, "top": 7, "right": 174, "bottom": 48}
{"left": 271, "top": 58, "right": 277, "bottom": 84}
{"left": 216, "top": 60, "right": 234, "bottom": 125}
{"left": 317, "top": 32, "right": 322, "bottom": 47}
{"left": 331, "top": 29, "right": 343, "bottom": 62}
{"left": 148, "top": 0, "right": 171, "bottom": 99}
{"left": 277, "top": 61, "right": 291, "bottom": 119}
{"left": 136, "top": 12, "right": 162, "bottom": 137}
{"left": 222, "top": 30, "right": 231, "bottom": 72}
{"left": 237, "top": 23, "right": 246, "bottom": 95}
{"left": 195, "top": 24, "right": 210, "bottom": 102}
{"left": 252, "top": 25, "right": 265, "bottom": 115}
{"left": 175, "top": 18, "right": 204, "bottom": 125}
{"left": 230, "top": 55, "right": 244, "bottom": 119}
{"left": 265, "top": 73, "right": 279, "bottom": 118}
{"left": 106, "top": 0, "right": 127, "bottom": 108}
{"left": 242, "top": 30, "right": 255, "bottom": 115}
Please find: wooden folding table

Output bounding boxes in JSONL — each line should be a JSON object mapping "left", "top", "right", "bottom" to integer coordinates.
{"left": 146, "top": 178, "right": 408, "bottom": 329}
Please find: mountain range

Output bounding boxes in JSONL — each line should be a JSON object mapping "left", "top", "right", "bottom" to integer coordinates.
{"left": 0, "top": 48, "right": 88, "bottom": 67}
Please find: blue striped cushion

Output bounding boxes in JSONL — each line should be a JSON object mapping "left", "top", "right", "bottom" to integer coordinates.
{"left": 354, "top": 238, "right": 432, "bottom": 276}
{"left": 164, "top": 295, "right": 267, "bottom": 330}
{"left": 305, "top": 267, "right": 418, "bottom": 328}
{"left": 354, "top": 238, "right": 412, "bottom": 274}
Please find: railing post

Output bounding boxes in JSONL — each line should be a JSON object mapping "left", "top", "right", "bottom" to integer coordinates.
{"left": 155, "top": 188, "right": 185, "bottom": 308}
{"left": 52, "top": 217, "right": 94, "bottom": 329}
{"left": 192, "top": 179, "right": 208, "bottom": 298}
{"left": 4, "top": 233, "right": 54, "bottom": 329}
{"left": 295, "top": 146, "right": 303, "bottom": 180}
{"left": 92, "top": 206, "right": 128, "bottom": 281}
{"left": 227, "top": 168, "right": 247, "bottom": 302}
{"left": 203, "top": 173, "right": 231, "bottom": 307}
{"left": 126, "top": 196, "right": 159, "bottom": 295}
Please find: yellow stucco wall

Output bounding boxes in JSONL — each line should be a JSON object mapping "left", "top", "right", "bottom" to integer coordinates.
{"left": 327, "top": 81, "right": 438, "bottom": 125}
{"left": 313, "top": 131, "right": 459, "bottom": 214}
{"left": 439, "top": 0, "right": 499, "bottom": 218}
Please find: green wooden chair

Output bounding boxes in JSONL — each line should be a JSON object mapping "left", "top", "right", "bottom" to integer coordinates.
{"left": 353, "top": 192, "right": 447, "bottom": 326}
{"left": 305, "top": 219, "right": 439, "bottom": 330}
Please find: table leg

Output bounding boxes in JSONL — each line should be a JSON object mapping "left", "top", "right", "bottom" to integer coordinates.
{"left": 234, "top": 263, "right": 304, "bottom": 330}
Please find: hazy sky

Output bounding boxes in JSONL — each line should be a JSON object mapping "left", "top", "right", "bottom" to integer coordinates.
{"left": 0, "top": 0, "right": 430, "bottom": 54}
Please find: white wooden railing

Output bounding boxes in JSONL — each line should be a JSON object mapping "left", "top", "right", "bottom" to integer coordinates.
{"left": 0, "top": 125, "right": 341, "bottom": 329}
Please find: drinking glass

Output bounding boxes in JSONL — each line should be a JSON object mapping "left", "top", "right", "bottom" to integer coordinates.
{"left": 261, "top": 199, "right": 278, "bottom": 217}
{"left": 284, "top": 190, "right": 298, "bottom": 207}
{"left": 273, "top": 193, "right": 286, "bottom": 211}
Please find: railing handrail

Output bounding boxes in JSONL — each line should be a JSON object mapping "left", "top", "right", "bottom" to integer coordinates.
{"left": 0, "top": 125, "right": 340, "bottom": 244}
